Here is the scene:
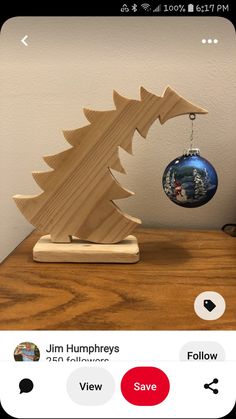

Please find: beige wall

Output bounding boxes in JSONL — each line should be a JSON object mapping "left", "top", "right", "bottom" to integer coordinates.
{"left": 0, "top": 17, "right": 235, "bottom": 261}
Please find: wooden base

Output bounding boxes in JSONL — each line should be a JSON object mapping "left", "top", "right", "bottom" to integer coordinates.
{"left": 33, "top": 235, "right": 140, "bottom": 263}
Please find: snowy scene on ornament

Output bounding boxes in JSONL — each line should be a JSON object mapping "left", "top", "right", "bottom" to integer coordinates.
{"left": 162, "top": 154, "right": 218, "bottom": 208}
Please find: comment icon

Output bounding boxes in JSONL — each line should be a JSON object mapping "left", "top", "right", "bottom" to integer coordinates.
{"left": 19, "top": 378, "right": 34, "bottom": 394}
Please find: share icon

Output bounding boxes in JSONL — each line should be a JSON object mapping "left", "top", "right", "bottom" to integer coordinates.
{"left": 204, "top": 378, "right": 219, "bottom": 394}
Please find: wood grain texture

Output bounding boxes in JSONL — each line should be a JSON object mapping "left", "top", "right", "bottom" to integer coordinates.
{"left": 33, "top": 234, "right": 139, "bottom": 263}
{"left": 13, "top": 87, "right": 207, "bottom": 244}
{"left": 0, "top": 228, "right": 235, "bottom": 331}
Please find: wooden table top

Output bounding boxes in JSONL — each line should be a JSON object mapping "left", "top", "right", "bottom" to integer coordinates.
{"left": 0, "top": 228, "right": 235, "bottom": 330}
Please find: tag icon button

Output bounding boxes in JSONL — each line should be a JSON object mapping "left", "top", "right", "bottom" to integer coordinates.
{"left": 194, "top": 291, "right": 226, "bottom": 321}
{"left": 204, "top": 299, "right": 216, "bottom": 312}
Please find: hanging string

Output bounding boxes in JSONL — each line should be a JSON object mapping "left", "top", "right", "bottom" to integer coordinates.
{"left": 183, "top": 113, "right": 199, "bottom": 156}
{"left": 189, "top": 113, "right": 196, "bottom": 150}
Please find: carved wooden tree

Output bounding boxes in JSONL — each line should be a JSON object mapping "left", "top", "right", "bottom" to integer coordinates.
{"left": 13, "top": 86, "right": 207, "bottom": 246}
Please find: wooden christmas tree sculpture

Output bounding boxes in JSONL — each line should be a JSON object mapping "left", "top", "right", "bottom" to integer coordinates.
{"left": 13, "top": 86, "right": 207, "bottom": 263}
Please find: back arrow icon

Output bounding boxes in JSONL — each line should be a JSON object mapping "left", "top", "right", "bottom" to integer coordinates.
{"left": 21, "top": 35, "right": 28, "bottom": 46}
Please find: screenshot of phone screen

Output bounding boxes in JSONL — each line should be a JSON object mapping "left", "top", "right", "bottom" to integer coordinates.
{"left": 0, "top": 4, "right": 235, "bottom": 419}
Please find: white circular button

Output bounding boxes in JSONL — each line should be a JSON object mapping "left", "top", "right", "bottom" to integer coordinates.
{"left": 194, "top": 291, "right": 226, "bottom": 321}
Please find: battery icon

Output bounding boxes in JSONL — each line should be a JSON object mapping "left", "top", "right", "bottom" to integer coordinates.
{"left": 188, "top": 4, "right": 194, "bottom": 12}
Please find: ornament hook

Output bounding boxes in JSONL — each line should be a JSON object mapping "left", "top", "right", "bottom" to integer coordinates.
{"left": 189, "top": 113, "right": 196, "bottom": 121}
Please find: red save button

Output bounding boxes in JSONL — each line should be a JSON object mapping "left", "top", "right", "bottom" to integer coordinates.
{"left": 121, "top": 367, "right": 170, "bottom": 406}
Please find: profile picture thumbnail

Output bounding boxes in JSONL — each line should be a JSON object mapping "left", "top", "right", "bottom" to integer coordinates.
{"left": 14, "top": 342, "right": 40, "bottom": 362}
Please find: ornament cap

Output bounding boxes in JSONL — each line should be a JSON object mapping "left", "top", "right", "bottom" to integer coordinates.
{"left": 183, "top": 148, "right": 200, "bottom": 156}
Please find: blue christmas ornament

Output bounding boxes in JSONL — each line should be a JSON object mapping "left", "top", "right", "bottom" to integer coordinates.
{"left": 162, "top": 149, "right": 218, "bottom": 208}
